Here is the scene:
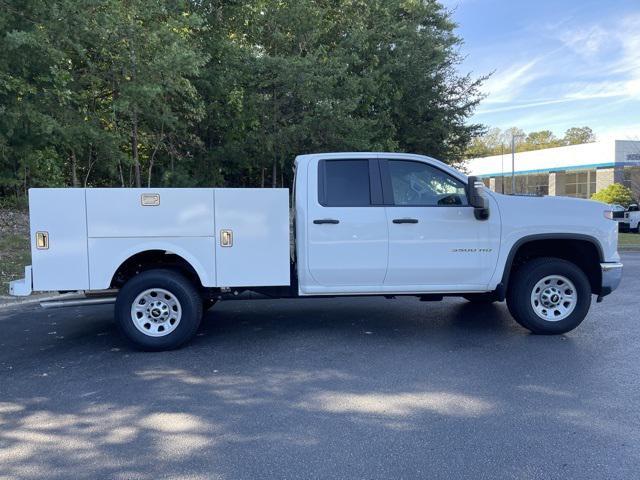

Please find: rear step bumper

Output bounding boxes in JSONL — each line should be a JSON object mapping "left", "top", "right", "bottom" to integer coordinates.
{"left": 9, "top": 266, "right": 32, "bottom": 297}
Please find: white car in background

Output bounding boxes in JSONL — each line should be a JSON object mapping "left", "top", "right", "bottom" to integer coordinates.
{"left": 613, "top": 204, "right": 640, "bottom": 233}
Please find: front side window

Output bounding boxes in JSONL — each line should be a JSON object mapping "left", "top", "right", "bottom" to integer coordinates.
{"left": 387, "top": 160, "right": 468, "bottom": 206}
{"left": 319, "top": 160, "right": 371, "bottom": 206}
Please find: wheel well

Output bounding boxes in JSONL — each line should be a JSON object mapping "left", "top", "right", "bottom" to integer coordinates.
{"left": 504, "top": 239, "right": 602, "bottom": 294}
{"left": 110, "top": 250, "right": 203, "bottom": 289}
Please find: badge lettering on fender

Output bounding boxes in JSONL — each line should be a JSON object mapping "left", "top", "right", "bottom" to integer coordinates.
{"left": 451, "top": 248, "right": 493, "bottom": 253}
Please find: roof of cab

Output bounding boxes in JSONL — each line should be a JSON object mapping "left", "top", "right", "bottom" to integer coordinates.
{"left": 294, "top": 152, "right": 467, "bottom": 181}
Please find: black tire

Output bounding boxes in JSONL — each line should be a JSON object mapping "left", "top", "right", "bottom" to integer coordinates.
{"left": 115, "top": 269, "right": 203, "bottom": 351}
{"left": 463, "top": 293, "right": 497, "bottom": 304}
{"left": 506, "top": 257, "right": 591, "bottom": 335}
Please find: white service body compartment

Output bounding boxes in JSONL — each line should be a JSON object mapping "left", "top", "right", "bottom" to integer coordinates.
{"left": 29, "top": 188, "right": 90, "bottom": 291}
{"left": 86, "top": 188, "right": 215, "bottom": 237}
{"left": 26, "top": 187, "right": 291, "bottom": 292}
{"left": 214, "top": 189, "right": 290, "bottom": 287}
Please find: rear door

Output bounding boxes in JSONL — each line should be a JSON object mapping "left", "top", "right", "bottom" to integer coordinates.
{"left": 305, "top": 158, "right": 388, "bottom": 289}
{"left": 381, "top": 159, "right": 500, "bottom": 290}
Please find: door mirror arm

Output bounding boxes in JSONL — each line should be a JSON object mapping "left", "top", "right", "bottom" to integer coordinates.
{"left": 467, "top": 176, "right": 490, "bottom": 221}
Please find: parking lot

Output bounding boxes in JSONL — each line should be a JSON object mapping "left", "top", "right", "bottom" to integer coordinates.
{"left": 1, "top": 253, "right": 639, "bottom": 479}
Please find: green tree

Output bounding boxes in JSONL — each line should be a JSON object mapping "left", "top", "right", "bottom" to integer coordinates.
{"left": 0, "top": 0, "right": 206, "bottom": 194}
{"left": 522, "top": 130, "right": 562, "bottom": 151}
{"left": 465, "top": 128, "right": 504, "bottom": 157}
{"left": 563, "top": 126, "right": 596, "bottom": 145}
{"left": 591, "top": 183, "right": 635, "bottom": 207}
{"left": 97, "top": 0, "right": 207, "bottom": 187}
{"left": 465, "top": 125, "right": 597, "bottom": 158}
{"left": 1, "top": 0, "right": 487, "bottom": 195}
{"left": 192, "top": 0, "right": 486, "bottom": 186}
{"left": 0, "top": 1, "right": 67, "bottom": 197}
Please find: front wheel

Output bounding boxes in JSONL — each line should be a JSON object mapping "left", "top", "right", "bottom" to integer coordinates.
{"left": 115, "top": 269, "right": 203, "bottom": 350}
{"left": 506, "top": 257, "right": 591, "bottom": 335}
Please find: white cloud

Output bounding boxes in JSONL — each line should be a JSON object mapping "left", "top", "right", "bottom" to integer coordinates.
{"left": 476, "top": 97, "right": 574, "bottom": 115}
{"left": 479, "top": 14, "right": 640, "bottom": 114}
{"left": 482, "top": 58, "right": 543, "bottom": 104}
{"left": 563, "top": 16, "right": 640, "bottom": 101}
{"left": 565, "top": 79, "right": 640, "bottom": 101}
{"left": 559, "top": 25, "right": 609, "bottom": 58}
{"left": 598, "top": 124, "right": 640, "bottom": 141}
{"left": 610, "top": 15, "right": 640, "bottom": 78}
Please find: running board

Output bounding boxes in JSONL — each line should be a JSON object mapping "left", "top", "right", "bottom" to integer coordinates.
{"left": 40, "top": 291, "right": 117, "bottom": 309}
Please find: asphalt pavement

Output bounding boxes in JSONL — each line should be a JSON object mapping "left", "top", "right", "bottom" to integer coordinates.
{"left": 1, "top": 254, "right": 639, "bottom": 479}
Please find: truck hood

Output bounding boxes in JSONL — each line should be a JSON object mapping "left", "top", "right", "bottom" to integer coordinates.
{"left": 491, "top": 192, "right": 609, "bottom": 214}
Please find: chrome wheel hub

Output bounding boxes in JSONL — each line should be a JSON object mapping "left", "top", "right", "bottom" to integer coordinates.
{"left": 131, "top": 288, "right": 182, "bottom": 337}
{"left": 530, "top": 275, "right": 577, "bottom": 322}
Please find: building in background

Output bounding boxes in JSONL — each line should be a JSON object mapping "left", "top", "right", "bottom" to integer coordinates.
{"left": 465, "top": 140, "right": 640, "bottom": 200}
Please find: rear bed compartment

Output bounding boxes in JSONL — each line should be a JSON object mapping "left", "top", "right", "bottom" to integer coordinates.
{"left": 25, "top": 188, "right": 290, "bottom": 293}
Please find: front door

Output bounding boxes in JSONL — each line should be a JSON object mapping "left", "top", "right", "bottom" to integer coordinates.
{"left": 306, "top": 158, "right": 388, "bottom": 289}
{"left": 381, "top": 159, "right": 500, "bottom": 290}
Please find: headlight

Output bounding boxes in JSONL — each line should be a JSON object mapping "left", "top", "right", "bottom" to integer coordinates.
{"left": 603, "top": 210, "right": 614, "bottom": 220}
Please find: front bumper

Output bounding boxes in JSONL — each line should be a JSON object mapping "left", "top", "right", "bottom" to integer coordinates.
{"left": 599, "top": 262, "right": 623, "bottom": 298}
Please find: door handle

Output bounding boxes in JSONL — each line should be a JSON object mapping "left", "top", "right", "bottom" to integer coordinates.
{"left": 392, "top": 218, "right": 419, "bottom": 224}
{"left": 313, "top": 219, "right": 340, "bottom": 224}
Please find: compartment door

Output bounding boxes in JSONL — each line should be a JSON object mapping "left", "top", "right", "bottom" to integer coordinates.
{"left": 29, "top": 188, "right": 89, "bottom": 291}
{"left": 214, "top": 188, "right": 290, "bottom": 287}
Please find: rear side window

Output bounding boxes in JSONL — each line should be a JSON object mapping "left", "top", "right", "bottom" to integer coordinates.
{"left": 319, "top": 160, "right": 371, "bottom": 206}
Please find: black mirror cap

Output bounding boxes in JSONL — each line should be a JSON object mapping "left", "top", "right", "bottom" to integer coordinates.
{"left": 467, "top": 176, "right": 490, "bottom": 220}
{"left": 467, "top": 176, "right": 484, "bottom": 206}
{"left": 474, "top": 206, "right": 490, "bottom": 220}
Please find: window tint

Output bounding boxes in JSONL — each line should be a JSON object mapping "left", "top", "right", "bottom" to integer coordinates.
{"left": 320, "top": 160, "right": 371, "bottom": 206}
{"left": 387, "top": 160, "right": 468, "bottom": 206}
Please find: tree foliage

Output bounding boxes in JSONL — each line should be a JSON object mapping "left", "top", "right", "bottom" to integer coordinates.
{"left": 591, "top": 183, "right": 635, "bottom": 207}
{"left": 465, "top": 126, "right": 597, "bottom": 158}
{"left": 0, "top": 0, "right": 485, "bottom": 197}
{"left": 564, "top": 127, "right": 596, "bottom": 145}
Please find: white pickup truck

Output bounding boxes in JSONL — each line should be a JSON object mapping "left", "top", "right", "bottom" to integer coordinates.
{"left": 9, "top": 152, "right": 623, "bottom": 350}
{"left": 614, "top": 204, "right": 640, "bottom": 232}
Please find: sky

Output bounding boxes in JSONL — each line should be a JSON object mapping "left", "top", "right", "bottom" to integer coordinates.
{"left": 444, "top": 0, "right": 640, "bottom": 140}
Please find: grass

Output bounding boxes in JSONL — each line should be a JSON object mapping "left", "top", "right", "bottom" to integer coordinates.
{"left": 0, "top": 232, "right": 30, "bottom": 290}
{"left": 619, "top": 232, "right": 640, "bottom": 248}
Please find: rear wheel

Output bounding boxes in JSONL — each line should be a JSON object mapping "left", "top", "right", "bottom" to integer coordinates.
{"left": 115, "top": 269, "right": 202, "bottom": 350}
{"left": 506, "top": 257, "right": 591, "bottom": 335}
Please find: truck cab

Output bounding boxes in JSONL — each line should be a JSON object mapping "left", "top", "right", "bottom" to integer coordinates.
{"left": 10, "top": 152, "right": 623, "bottom": 350}
{"left": 294, "top": 153, "right": 500, "bottom": 295}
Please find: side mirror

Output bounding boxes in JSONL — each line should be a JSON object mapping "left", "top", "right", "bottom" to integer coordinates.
{"left": 467, "top": 176, "right": 490, "bottom": 220}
